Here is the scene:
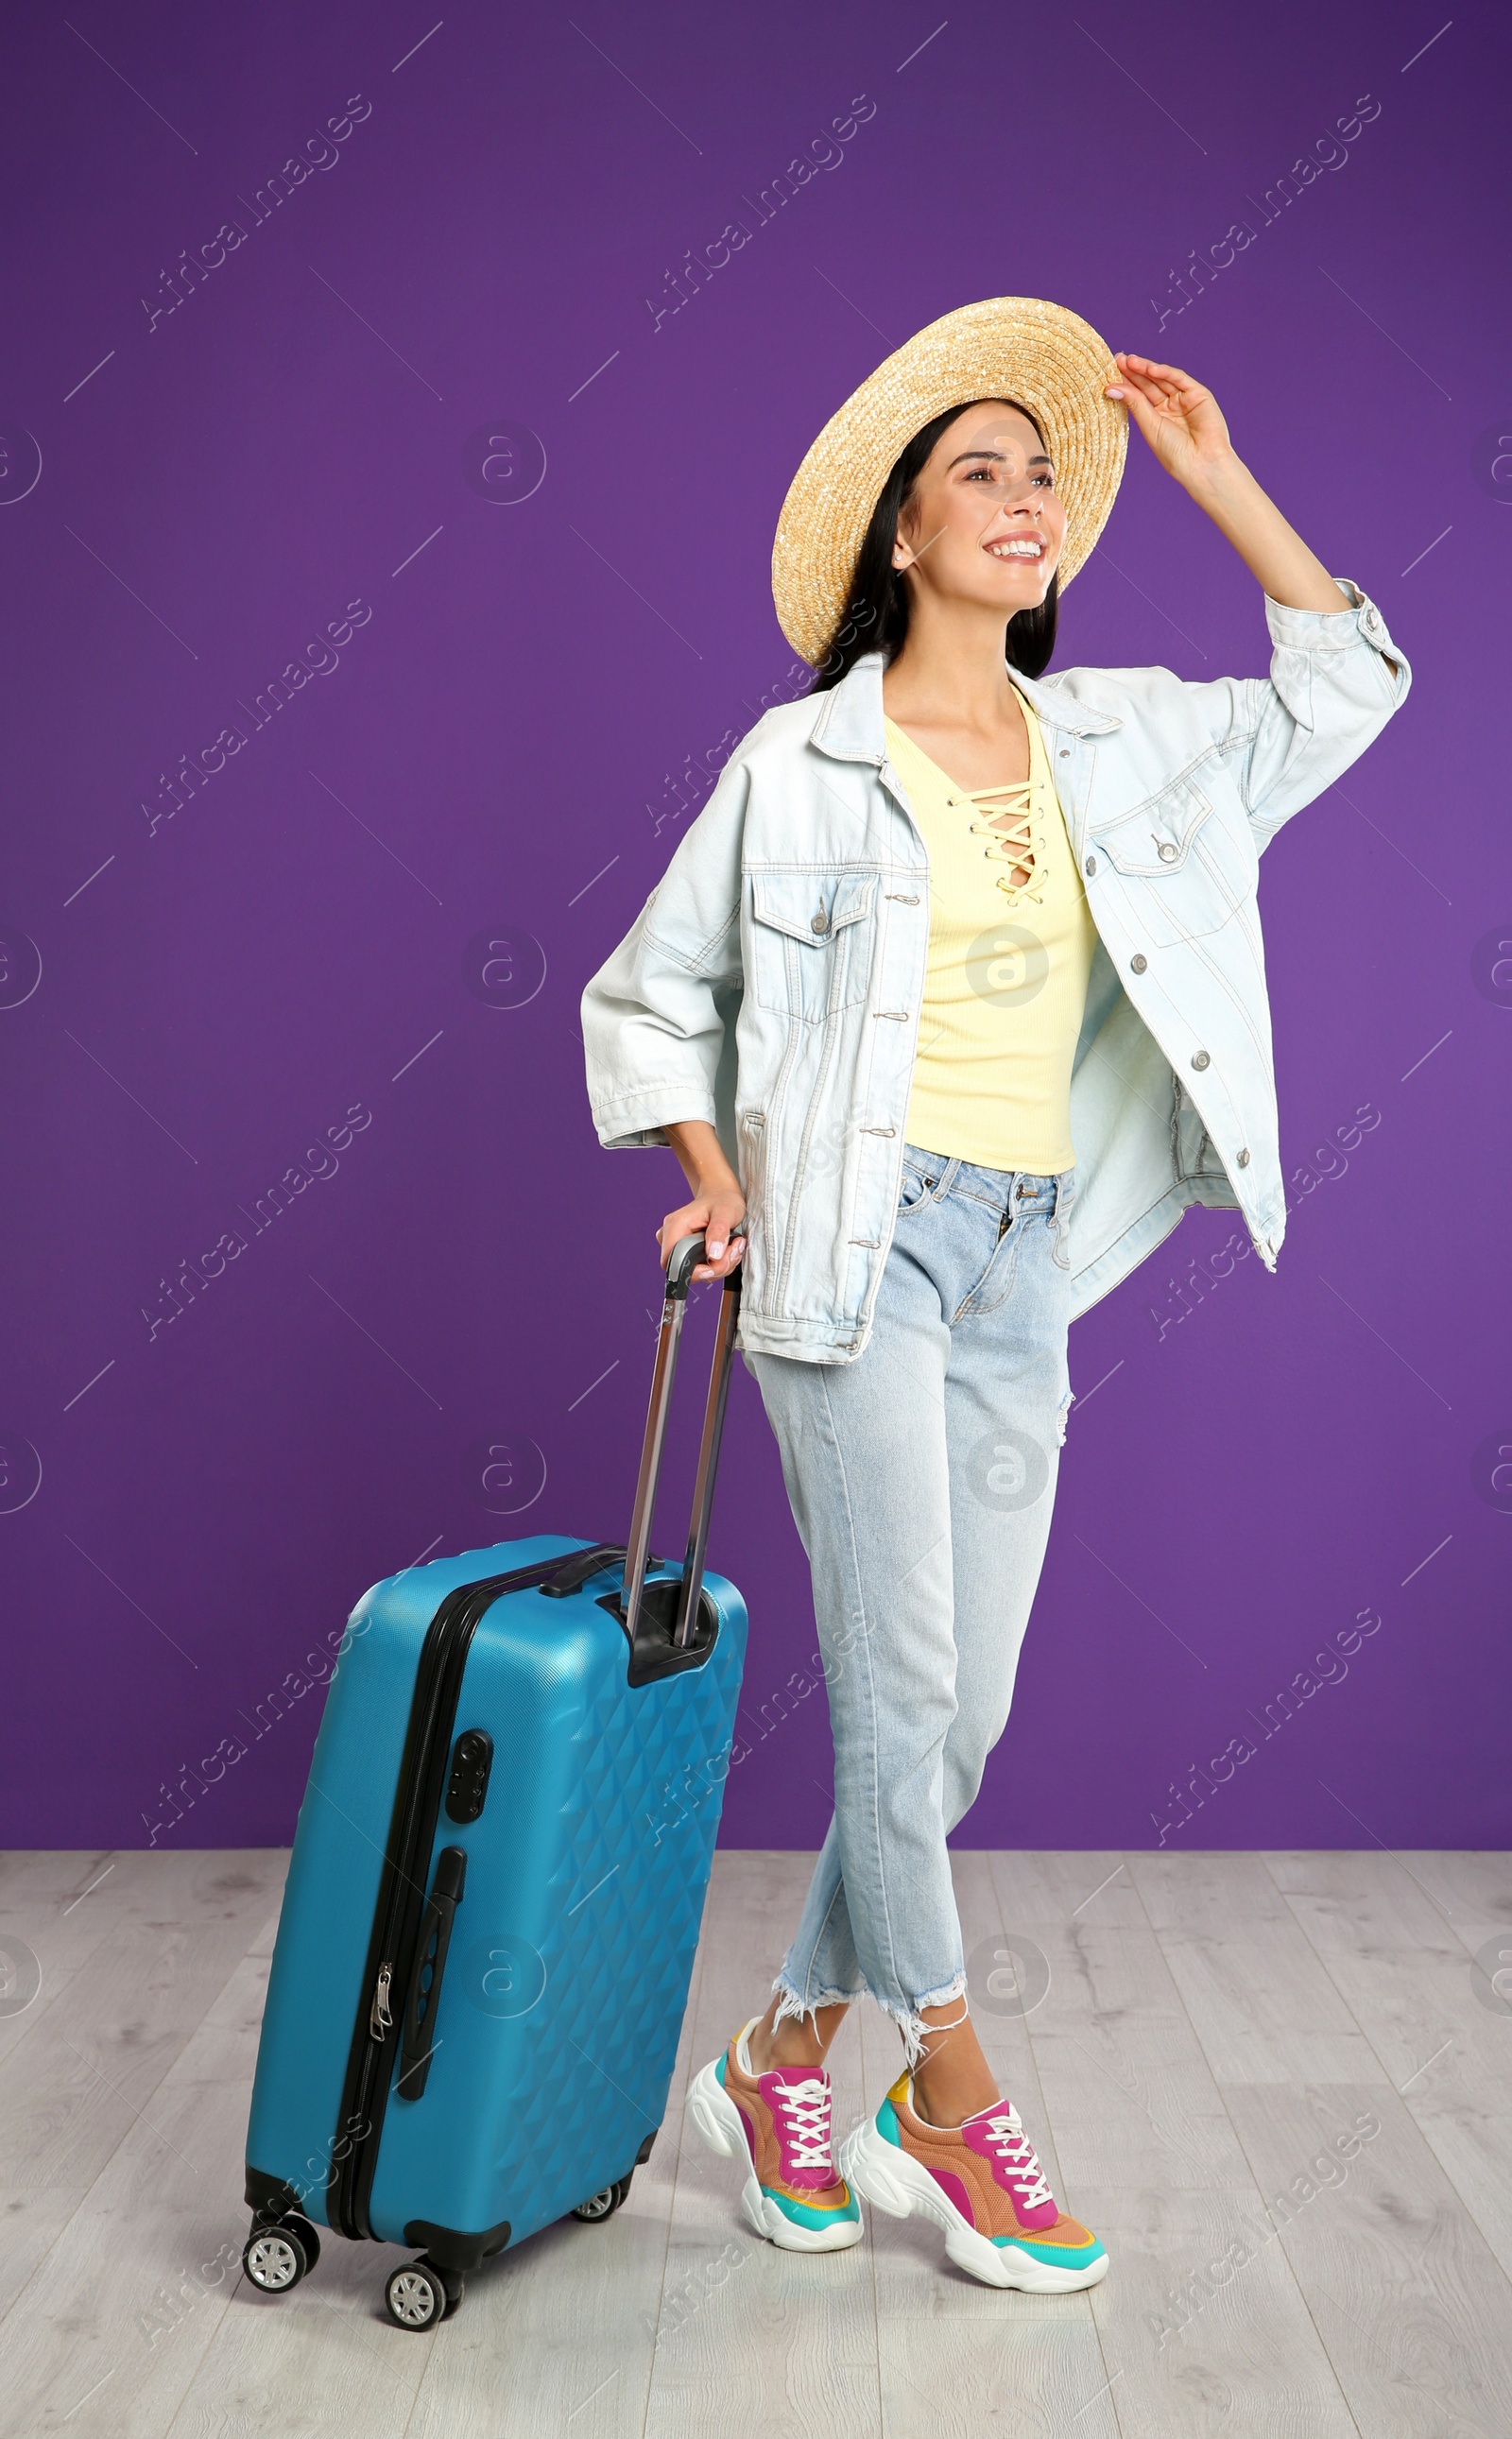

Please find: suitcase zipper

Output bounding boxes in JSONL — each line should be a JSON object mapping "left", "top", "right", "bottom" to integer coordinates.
{"left": 329, "top": 1546, "right": 626, "bottom": 2241}
{"left": 369, "top": 1963, "right": 394, "bottom": 2041}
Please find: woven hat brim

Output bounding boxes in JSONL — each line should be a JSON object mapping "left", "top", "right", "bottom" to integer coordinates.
{"left": 771, "top": 297, "right": 1127, "bottom": 667}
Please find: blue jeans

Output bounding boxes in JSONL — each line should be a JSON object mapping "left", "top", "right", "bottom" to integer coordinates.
{"left": 745, "top": 1146, "right": 1075, "bottom": 2063}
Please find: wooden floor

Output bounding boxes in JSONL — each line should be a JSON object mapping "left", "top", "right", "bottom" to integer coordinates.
{"left": 2, "top": 1848, "right": 1510, "bottom": 2436}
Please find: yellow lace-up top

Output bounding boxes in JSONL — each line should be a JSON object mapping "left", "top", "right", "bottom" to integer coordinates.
{"left": 883, "top": 685, "right": 1098, "bottom": 1176}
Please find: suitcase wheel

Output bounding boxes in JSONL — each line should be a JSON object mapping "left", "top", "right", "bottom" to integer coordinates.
{"left": 243, "top": 2218, "right": 313, "bottom": 2295}
{"left": 572, "top": 2175, "right": 631, "bottom": 2224}
{"left": 385, "top": 2257, "right": 463, "bottom": 2328}
{"left": 281, "top": 2211, "right": 321, "bottom": 2270}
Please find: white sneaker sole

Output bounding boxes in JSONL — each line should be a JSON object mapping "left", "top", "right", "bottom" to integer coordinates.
{"left": 686, "top": 2059, "right": 864, "bottom": 2252}
{"left": 838, "top": 2118, "right": 1108, "bottom": 2293}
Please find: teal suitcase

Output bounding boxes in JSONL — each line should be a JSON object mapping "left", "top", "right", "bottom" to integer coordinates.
{"left": 241, "top": 1241, "right": 747, "bottom": 2327}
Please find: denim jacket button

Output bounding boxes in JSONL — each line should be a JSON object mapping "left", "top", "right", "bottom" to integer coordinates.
{"left": 1085, "top": 854, "right": 1097, "bottom": 876}
{"left": 1130, "top": 953, "right": 1147, "bottom": 973}
{"left": 1191, "top": 1049, "right": 1211, "bottom": 1070}
{"left": 811, "top": 912, "right": 831, "bottom": 936}
{"left": 1237, "top": 1147, "right": 1250, "bottom": 1166}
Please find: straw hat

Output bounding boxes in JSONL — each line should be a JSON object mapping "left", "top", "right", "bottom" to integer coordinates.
{"left": 771, "top": 296, "right": 1127, "bottom": 666}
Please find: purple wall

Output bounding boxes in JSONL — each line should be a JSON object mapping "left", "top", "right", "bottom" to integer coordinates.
{"left": 2, "top": 0, "right": 1507, "bottom": 1855}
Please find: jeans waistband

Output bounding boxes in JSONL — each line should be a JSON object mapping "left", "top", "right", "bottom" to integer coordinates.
{"left": 903, "top": 1144, "right": 1074, "bottom": 1214}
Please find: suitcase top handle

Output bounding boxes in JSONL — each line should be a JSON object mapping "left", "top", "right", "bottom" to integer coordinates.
{"left": 663, "top": 1224, "right": 745, "bottom": 1299}
{"left": 662, "top": 1232, "right": 707, "bottom": 1299}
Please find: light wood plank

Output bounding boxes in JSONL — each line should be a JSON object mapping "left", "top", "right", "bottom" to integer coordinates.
{"left": 0, "top": 1852, "right": 288, "bottom": 2324}
{"left": 0, "top": 1861, "right": 123, "bottom": 2076}
{"left": 1385, "top": 2092, "right": 1512, "bottom": 2292}
{"left": 0, "top": 1851, "right": 281, "bottom": 2074}
{"left": 1390, "top": 1849, "right": 1512, "bottom": 1942}
{"left": 1128, "top": 1852, "right": 1387, "bottom": 2086}
{"left": 1222, "top": 2078, "right": 1512, "bottom": 2436}
{"left": 1081, "top": 2183, "right": 1358, "bottom": 2438}
{"left": 164, "top": 2228, "right": 432, "bottom": 2439}
{"left": 985, "top": 1848, "right": 1149, "bottom": 1932}
{"left": 0, "top": 1848, "right": 118, "bottom": 1901}
{"left": 0, "top": 1945, "right": 278, "bottom": 2436}
{"left": 1263, "top": 1848, "right": 1512, "bottom": 2096}
{"left": 1265, "top": 1848, "right": 1512, "bottom": 2285}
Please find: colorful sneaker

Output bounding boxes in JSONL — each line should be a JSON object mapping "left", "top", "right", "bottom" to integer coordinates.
{"left": 686, "top": 2017, "right": 863, "bottom": 2251}
{"left": 839, "top": 2070, "right": 1108, "bottom": 2291}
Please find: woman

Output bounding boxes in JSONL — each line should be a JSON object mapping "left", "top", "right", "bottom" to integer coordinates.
{"left": 581, "top": 299, "right": 1408, "bottom": 2292}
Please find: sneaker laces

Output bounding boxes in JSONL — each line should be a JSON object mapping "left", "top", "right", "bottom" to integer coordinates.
{"left": 981, "top": 2108, "right": 1054, "bottom": 2211}
{"left": 771, "top": 2075, "right": 834, "bottom": 2176}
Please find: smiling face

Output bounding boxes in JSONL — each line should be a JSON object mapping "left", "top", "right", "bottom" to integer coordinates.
{"left": 891, "top": 400, "right": 1066, "bottom": 618}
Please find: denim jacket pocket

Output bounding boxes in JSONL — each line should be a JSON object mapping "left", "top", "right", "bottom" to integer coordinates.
{"left": 749, "top": 870, "right": 876, "bottom": 1024}
{"left": 1090, "top": 773, "right": 1253, "bottom": 946}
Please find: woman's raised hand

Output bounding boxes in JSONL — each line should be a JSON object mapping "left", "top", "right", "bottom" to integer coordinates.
{"left": 1107, "top": 352, "right": 1349, "bottom": 614}
{"left": 1105, "top": 353, "right": 1236, "bottom": 491}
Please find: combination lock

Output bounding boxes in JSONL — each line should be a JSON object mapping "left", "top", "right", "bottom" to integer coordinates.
{"left": 444, "top": 1728, "right": 494, "bottom": 1824}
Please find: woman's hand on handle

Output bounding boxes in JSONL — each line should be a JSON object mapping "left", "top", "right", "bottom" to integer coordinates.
{"left": 659, "top": 1119, "right": 747, "bottom": 1282}
{"left": 658, "top": 1190, "right": 747, "bottom": 1283}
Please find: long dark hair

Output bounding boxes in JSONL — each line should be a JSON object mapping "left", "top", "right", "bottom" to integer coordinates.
{"left": 807, "top": 398, "right": 1058, "bottom": 694}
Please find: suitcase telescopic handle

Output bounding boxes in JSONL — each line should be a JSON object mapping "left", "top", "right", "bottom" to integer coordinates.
{"left": 621, "top": 1229, "right": 744, "bottom": 1655}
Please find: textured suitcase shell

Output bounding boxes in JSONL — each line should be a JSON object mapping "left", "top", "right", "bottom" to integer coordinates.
{"left": 245, "top": 1532, "right": 747, "bottom": 2258}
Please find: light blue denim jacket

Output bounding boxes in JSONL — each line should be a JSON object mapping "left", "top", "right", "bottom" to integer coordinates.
{"left": 582, "top": 578, "right": 1409, "bottom": 1361}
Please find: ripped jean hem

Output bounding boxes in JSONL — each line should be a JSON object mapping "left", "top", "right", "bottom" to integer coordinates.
{"left": 771, "top": 1969, "right": 868, "bottom": 2025}
{"left": 772, "top": 1967, "right": 969, "bottom": 2072}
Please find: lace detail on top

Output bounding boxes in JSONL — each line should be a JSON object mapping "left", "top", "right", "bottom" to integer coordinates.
{"left": 955, "top": 778, "right": 1045, "bottom": 908}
